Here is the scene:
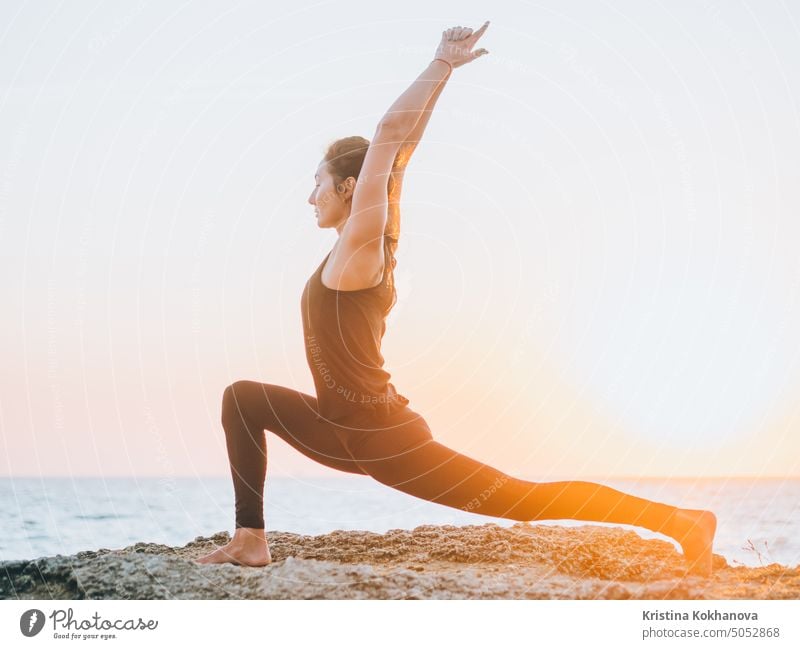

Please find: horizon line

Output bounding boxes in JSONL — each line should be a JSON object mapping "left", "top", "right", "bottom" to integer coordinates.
{"left": 1, "top": 474, "right": 798, "bottom": 480}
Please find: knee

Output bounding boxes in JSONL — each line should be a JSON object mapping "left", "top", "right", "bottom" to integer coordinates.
{"left": 221, "top": 380, "right": 251, "bottom": 426}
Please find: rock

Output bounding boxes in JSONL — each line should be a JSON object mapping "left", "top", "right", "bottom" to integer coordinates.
{"left": 1, "top": 523, "right": 797, "bottom": 599}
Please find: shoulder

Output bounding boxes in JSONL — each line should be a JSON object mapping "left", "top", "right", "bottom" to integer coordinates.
{"left": 321, "top": 235, "right": 394, "bottom": 292}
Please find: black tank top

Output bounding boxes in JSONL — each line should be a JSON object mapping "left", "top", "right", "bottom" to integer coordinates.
{"left": 301, "top": 234, "right": 410, "bottom": 426}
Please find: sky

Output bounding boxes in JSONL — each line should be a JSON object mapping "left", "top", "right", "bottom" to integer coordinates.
{"left": 1, "top": 0, "right": 799, "bottom": 479}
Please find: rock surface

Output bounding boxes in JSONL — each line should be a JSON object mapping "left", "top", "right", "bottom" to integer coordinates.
{"left": 2, "top": 523, "right": 798, "bottom": 599}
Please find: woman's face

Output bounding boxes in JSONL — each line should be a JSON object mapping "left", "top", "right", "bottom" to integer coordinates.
{"left": 308, "top": 161, "right": 349, "bottom": 229}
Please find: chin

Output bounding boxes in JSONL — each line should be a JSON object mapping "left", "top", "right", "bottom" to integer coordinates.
{"left": 315, "top": 210, "right": 341, "bottom": 229}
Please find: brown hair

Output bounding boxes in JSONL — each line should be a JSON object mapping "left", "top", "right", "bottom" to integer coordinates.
{"left": 323, "top": 135, "right": 398, "bottom": 228}
{"left": 322, "top": 136, "right": 399, "bottom": 312}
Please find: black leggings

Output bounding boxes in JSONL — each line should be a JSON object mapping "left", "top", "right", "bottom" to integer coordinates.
{"left": 221, "top": 380, "right": 679, "bottom": 535}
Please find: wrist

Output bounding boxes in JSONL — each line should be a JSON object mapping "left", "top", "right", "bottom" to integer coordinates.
{"left": 431, "top": 58, "right": 453, "bottom": 75}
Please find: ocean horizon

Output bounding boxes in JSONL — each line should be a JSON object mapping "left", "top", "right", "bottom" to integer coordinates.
{"left": 2, "top": 475, "right": 798, "bottom": 569}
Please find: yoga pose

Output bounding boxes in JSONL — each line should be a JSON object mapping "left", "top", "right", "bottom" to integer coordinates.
{"left": 197, "top": 23, "right": 717, "bottom": 576}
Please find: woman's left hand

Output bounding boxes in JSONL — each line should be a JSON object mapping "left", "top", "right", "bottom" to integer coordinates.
{"left": 433, "top": 21, "right": 490, "bottom": 69}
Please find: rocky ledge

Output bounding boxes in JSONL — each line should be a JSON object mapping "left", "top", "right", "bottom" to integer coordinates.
{"left": 2, "top": 523, "right": 798, "bottom": 599}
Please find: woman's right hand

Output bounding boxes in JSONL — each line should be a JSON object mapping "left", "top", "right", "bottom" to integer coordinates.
{"left": 433, "top": 21, "right": 490, "bottom": 69}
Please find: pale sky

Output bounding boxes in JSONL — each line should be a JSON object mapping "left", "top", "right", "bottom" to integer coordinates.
{"left": 1, "top": 0, "right": 799, "bottom": 479}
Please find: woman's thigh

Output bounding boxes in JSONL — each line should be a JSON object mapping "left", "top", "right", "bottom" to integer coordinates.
{"left": 222, "top": 379, "right": 367, "bottom": 475}
{"left": 333, "top": 408, "right": 529, "bottom": 516}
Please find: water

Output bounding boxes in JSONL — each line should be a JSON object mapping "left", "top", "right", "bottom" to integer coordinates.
{"left": 1, "top": 476, "right": 798, "bottom": 569}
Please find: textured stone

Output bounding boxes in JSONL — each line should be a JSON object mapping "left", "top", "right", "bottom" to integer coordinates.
{"left": 2, "top": 523, "right": 797, "bottom": 600}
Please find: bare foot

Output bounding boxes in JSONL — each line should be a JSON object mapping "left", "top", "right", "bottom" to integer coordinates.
{"left": 669, "top": 508, "right": 717, "bottom": 577}
{"left": 195, "top": 528, "right": 272, "bottom": 567}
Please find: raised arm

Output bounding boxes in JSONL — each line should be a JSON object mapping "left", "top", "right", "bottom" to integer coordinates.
{"left": 385, "top": 62, "right": 451, "bottom": 242}
{"left": 382, "top": 22, "right": 490, "bottom": 138}
{"left": 386, "top": 63, "right": 451, "bottom": 241}
{"left": 341, "top": 22, "right": 490, "bottom": 254}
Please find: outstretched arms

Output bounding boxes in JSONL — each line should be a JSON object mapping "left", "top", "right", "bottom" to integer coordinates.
{"left": 340, "top": 60, "right": 452, "bottom": 253}
{"left": 382, "top": 22, "right": 491, "bottom": 137}
{"left": 386, "top": 69, "right": 450, "bottom": 241}
{"left": 342, "top": 23, "right": 491, "bottom": 253}
{"left": 387, "top": 23, "right": 491, "bottom": 240}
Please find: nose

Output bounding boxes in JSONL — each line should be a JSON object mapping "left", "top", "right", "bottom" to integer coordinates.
{"left": 308, "top": 189, "right": 315, "bottom": 206}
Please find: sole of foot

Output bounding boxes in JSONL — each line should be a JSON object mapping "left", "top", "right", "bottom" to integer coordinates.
{"left": 674, "top": 509, "right": 717, "bottom": 577}
{"left": 194, "top": 543, "right": 272, "bottom": 567}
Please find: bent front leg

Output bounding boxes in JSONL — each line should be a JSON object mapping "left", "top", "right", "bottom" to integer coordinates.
{"left": 221, "top": 380, "right": 367, "bottom": 529}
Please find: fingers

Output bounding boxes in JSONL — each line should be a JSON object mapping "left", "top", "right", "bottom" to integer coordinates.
{"left": 470, "top": 20, "right": 490, "bottom": 43}
{"left": 445, "top": 25, "right": 475, "bottom": 41}
{"left": 443, "top": 20, "right": 490, "bottom": 43}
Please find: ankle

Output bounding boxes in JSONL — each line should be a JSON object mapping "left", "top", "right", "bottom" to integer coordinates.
{"left": 232, "top": 527, "right": 267, "bottom": 544}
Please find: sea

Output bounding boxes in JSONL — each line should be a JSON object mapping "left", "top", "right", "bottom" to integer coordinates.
{"left": 1, "top": 476, "right": 798, "bottom": 569}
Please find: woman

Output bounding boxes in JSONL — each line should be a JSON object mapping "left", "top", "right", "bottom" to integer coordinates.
{"left": 196, "top": 22, "right": 717, "bottom": 576}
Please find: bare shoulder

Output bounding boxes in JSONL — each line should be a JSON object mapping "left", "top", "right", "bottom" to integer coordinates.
{"left": 321, "top": 235, "right": 386, "bottom": 292}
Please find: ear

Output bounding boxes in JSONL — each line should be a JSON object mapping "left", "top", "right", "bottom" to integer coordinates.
{"left": 341, "top": 176, "right": 356, "bottom": 200}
